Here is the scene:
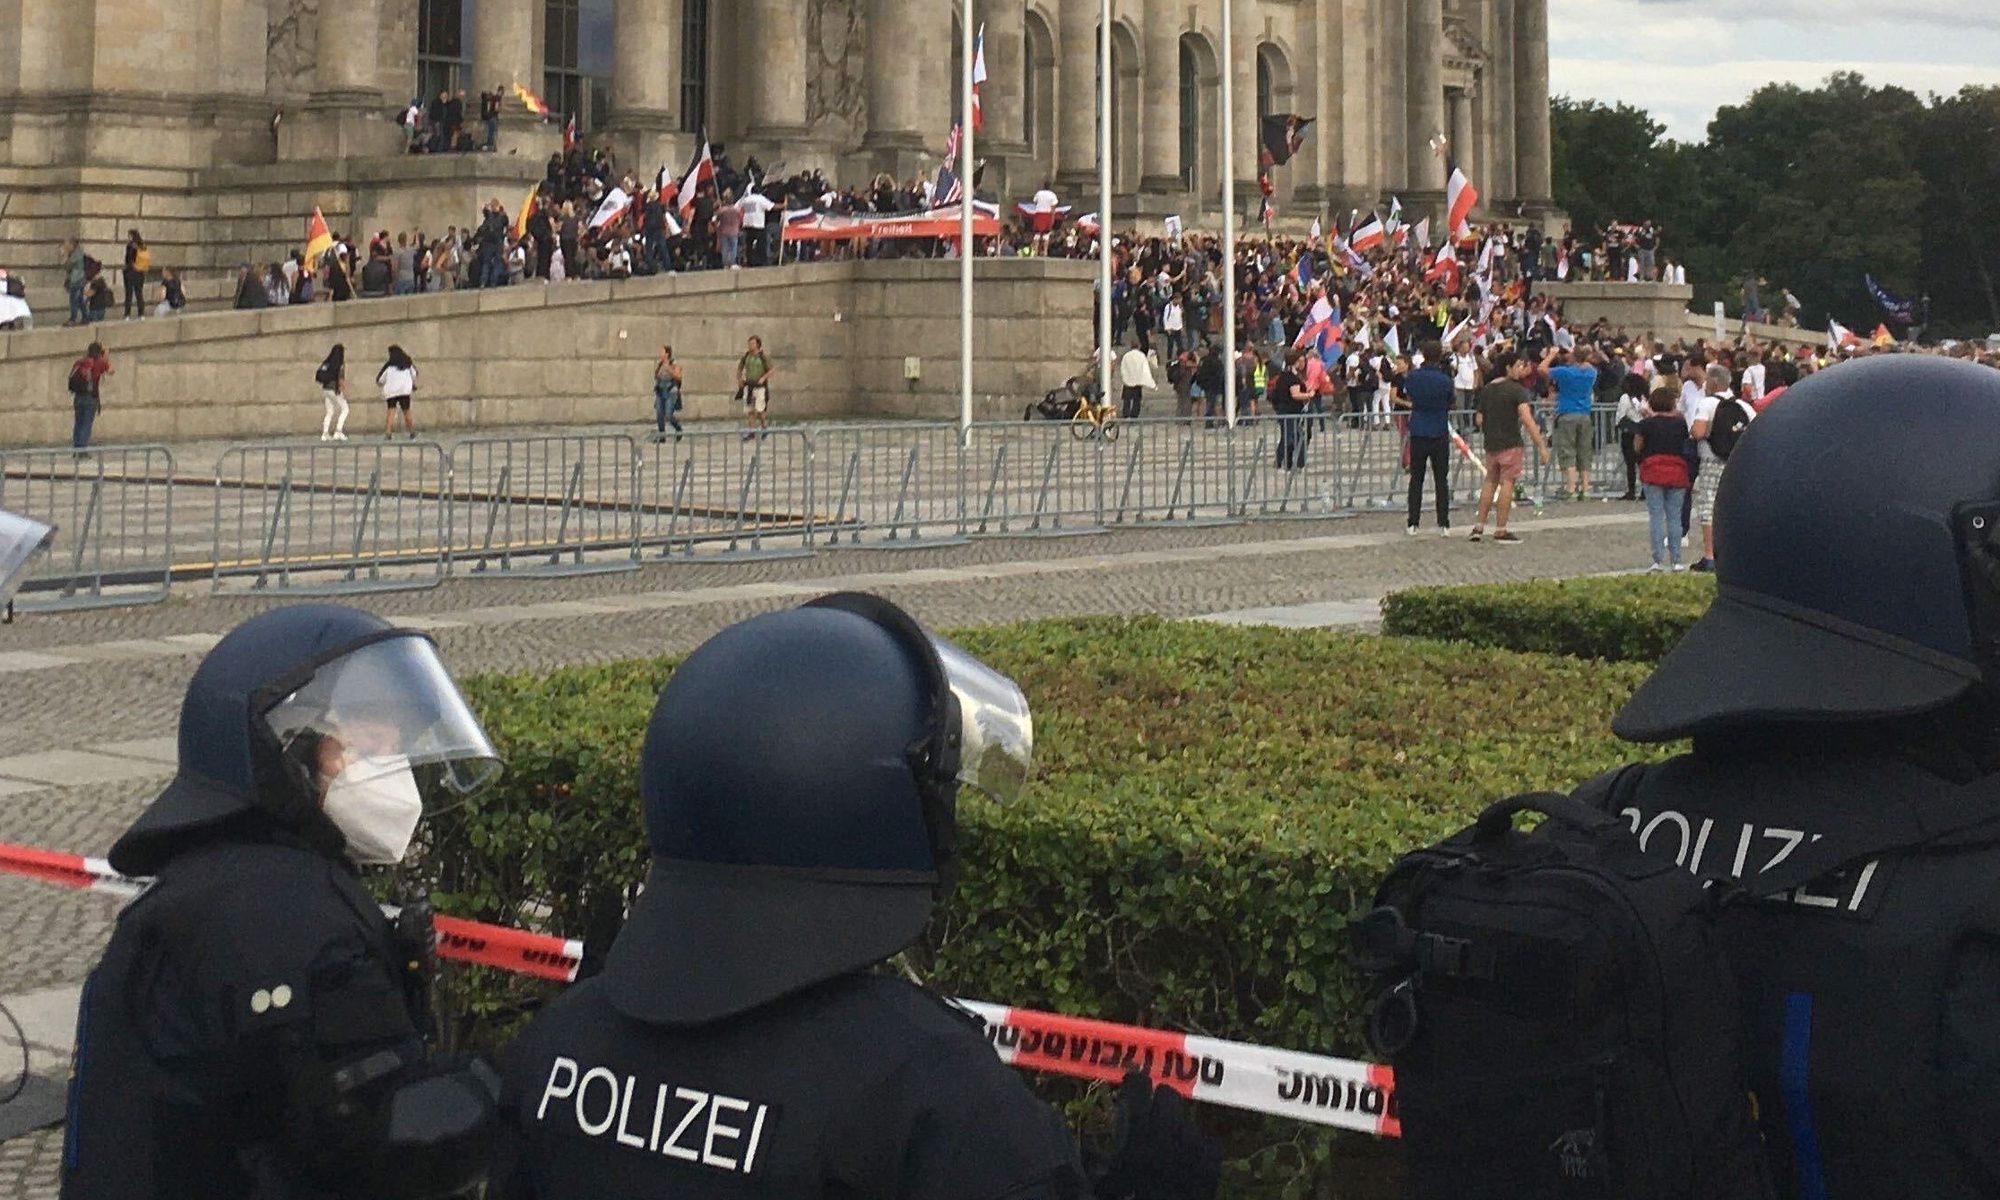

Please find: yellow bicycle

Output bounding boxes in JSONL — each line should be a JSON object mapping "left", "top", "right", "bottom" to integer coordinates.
{"left": 1069, "top": 394, "right": 1121, "bottom": 442}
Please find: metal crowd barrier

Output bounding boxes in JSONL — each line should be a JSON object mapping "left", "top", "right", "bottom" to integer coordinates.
{"left": 814, "top": 423, "right": 968, "bottom": 548}
{"left": 638, "top": 428, "right": 815, "bottom": 560}
{"left": 210, "top": 441, "right": 452, "bottom": 594}
{"left": 5, "top": 402, "right": 1657, "bottom": 612}
{"left": 0, "top": 445, "right": 175, "bottom": 611}
{"left": 451, "top": 434, "right": 640, "bottom": 576}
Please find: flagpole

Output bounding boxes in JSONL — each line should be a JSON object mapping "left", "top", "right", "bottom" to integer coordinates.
{"left": 960, "top": 4, "right": 976, "bottom": 443}
{"left": 1220, "top": 0, "right": 1237, "bottom": 429}
{"left": 1096, "top": 0, "right": 1113, "bottom": 420}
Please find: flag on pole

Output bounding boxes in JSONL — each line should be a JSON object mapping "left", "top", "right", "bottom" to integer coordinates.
{"left": 1293, "top": 295, "right": 1336, "bottom": 349}
{"left": 1385, "top": 197, "right": 1403, "bottom": 237}
{"left": 562, "top": 114, "right": 578, "bottom": 153}
{"left": 1826, "top": 318, "right": 1860, "bottom": 351}
{"left": 1309, "top": 216, "right": 1322, "bottom": 243}
{"left": 512, "top": 183, "right": 540, "bottom": 240}
{"left": 1164, "top": 214, "right": 1183, "bottom": 241}
{"left": 1350, "top": 212, "right": 1386, "bottom": 252}
{"left": 677, "top": 138, "right": 715, "bottom": 220}
{"left": 511, "top": 82, "right": 550, "bottom": 118}
{"left": 1412, "top": 217, "right": 1431, "bottom": 250}
{"left": 1295, "top": 252, "right": 1312, "bottom": 289}
{"left": 1446, "top": 166, "right": 1480, "bottom": 238}
{"left": 1384, "top": 325, "right": 1403, "bottom": 358}
{"left": 1260, "top": 114, "right": 1314, "bottom": 167}
{"left": 1872, "top": 323, "right": 1896, "bottom": 347}
{"left": 588, "top": 187, "right": 633, "bottom": 231}
{"left": 303, "top": 207, "right": 334, "bottom": 265}
{"left": 937, "top": 121, "right": 966, "bottom": 206}
{"left": 971, "top": 23, "right": 988, "bottom": 133}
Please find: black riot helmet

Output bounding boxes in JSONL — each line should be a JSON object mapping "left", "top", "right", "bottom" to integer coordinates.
{"left": 1618, "top": 357, "right": 2000, "bottom": 742}
{"left": 599, "top": 593, "right": 1034, "bottom": 1027}
{"left": 110, "top": 604, "right": 501, "bottom": 875}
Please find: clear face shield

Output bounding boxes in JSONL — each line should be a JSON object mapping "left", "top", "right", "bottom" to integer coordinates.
{"left": 932, "top": 634, "right": 1034, "bottom": 805}
{"left": 262, "top": 635, "right": 502, "bottom": 864}
{"left": 0, "top": 510, "right": 56, "bottom": 615}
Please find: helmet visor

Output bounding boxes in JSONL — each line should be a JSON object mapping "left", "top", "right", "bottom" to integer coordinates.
{"left": 263, "top": 635, "right": 502, "bottom": 805}
{"left": 0, "top": 510, "right": 55, "bottom": 612}
{"left": 935, "top": 634, "right": 1034, "bottom": 804}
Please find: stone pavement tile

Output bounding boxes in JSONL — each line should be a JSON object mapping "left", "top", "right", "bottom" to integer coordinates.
{"left": 0, "top": 778, "right": 47, "bottom": 800}
{"left": 0, "top": 652, "right": 79, "bottom": 674}
{"left": 88, "top": 737, "right": 180, "bottom": 766}
{"left": 160, "top": 632, "right": 226, "bottom": 651}
{"left": 1202, "top": 599, "right": 1385, "bottom": 629}
{"left": 0, "top": 750, "right": 172, "bottom": 788}
{"left": 32, "top": 639, "right": 190, "bottom": 664}
{"left": 2, "top": 984, "right": 84, "bottom": 1055}
{"left": 392, "top": 615, "right": 471, "bottom": 632}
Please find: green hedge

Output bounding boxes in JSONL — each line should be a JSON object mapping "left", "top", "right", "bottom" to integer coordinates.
{"left": 419, "top": 618, "right": 1661, "bottom": 1198}
{"left": 1379, "top": 574, "right": 1717, "bottom": 663}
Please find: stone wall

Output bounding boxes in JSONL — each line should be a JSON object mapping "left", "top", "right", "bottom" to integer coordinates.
{"left": 0, "top": 258, "right": 1094, "bottom": 447}
{"left": 1539, "top": 281, "right": 1826, "bottom": 351}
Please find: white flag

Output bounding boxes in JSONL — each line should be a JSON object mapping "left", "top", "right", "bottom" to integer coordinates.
{"left": 1309, "top": 217, "right": 1322, "bottom": 243}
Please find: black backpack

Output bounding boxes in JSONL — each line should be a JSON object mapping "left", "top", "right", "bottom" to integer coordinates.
{"left": 1707, "top": 395, "right": 1754, "bottom": 460}
{"left": 315, "top": 359, "right": 338, "bottom": 387}
{"left": 1353, "top": 790, "right": 1772, "bottom": 1200}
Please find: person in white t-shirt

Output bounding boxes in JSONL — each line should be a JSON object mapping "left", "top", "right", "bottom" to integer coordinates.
{"left": 1029, "top": 183, "right": 1060, "bottom": 252}
{"left": 1741, "top": 350, "right": 1767, "bottom": 403}
{"left": 737, "top": 190, "right": 777, "bottom": 266}
{"left": 377, "top": 345, "right": 419, "bottom": 439}
{"left": 1451, "top": 339, "right": 1481, "bottom": 409}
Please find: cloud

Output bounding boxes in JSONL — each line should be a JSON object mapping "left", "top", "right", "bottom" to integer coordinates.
{"left": 1548, "top": 0, "right": 2000, "bottom": 138}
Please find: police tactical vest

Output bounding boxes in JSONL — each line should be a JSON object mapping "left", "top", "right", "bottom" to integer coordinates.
{"left": 1587, "top": 750, "right": 2000, "bottom": 1200}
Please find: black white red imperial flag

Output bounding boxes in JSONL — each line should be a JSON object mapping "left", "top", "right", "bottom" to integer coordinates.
{"left": 1261, "top": 114, "right": 1314, "bottom": 168}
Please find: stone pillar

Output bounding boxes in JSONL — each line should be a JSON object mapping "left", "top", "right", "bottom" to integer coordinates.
{"left": 863, "top": 0, "right": 929, "bottom": 176}
{"left": 607, "top": 0, "right": 680, "bottom": 171}
{"left": 1449, "top": 88, "right": 1473, "bottom": 185}
{"left": 744, "top": 0, "right": 809, "bottom": 142}
{"left": 1378, "top": 0, "right": 1407, "bottom": 193}
{"left": 1492, "top": 0, "right": 1517, "bottom": 203}
{"left": 1406, "top": 0, "right": 1445, "bottom": 203}
{"left": 984, "top": 0, "right": 1029, "bottom": 157}
{"left": 474, "top": 0, "right": 555, "bottom": 158}
{"left": 282, "top": 0, "right": 400, "bottom": 159}
{"left": 1055, "top": 0, "right": 1095, "bottom": 190}
{"left": 1514, "top": 0, "right": 1552, "bottom": 204}
{"left": 1138, "top": 0, "right": 1180, "bottom": 195}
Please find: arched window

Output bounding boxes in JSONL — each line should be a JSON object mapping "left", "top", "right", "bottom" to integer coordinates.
{"left": 1256, "top": 50, "right": 1271, "bottom": 122}
{"left": 679, "top": 0, "right": 710, "bottom": 134}
{"left": 1178, "top": 39, "right": 1198, "bottom": 192}
{"left": 1023, "top": 10, "right": 1057, "bottom": 181}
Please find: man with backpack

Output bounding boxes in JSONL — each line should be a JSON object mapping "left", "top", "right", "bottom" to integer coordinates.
{"left": 1688, "top": 362, "right": 1753, "bottom": 573}
{"left": 67, "top": 341, "right": 112, "bottom": 449}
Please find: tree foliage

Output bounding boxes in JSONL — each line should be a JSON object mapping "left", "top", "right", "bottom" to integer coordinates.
{"left": 1552, "top": 74, "right": 2000, "bottom": 338}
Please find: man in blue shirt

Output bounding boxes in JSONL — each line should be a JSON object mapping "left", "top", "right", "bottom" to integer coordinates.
{"left": 1398, "top": 342, "right": 1458, "bottom": 535}
{"left": 1546, "top": 346, "right": 1602, "bottom": 500}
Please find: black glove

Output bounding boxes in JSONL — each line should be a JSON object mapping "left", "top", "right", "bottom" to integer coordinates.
{"left": 392, "top": 899, "right": 440, "bottom": 1038}
{"left": 574, "top": 890, "right": 627, "bottom": 983}
{"left": 1091, "top": 1071, "right": 1223, "bottom": 1200}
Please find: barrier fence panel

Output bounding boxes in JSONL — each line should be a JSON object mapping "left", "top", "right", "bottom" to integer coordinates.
{"left": 812, "top": 423, "right": 969, "bottom": 548}
{"left": 638, "top": 429, "right": 815, "bottom": 560}
{"left": 962, "top": 421, "right": 1107, "bottom": 537}
{"left": 1334, "top": 414, "right": 1409, "bottom": 515}
{"left": 450, "top": 434, "right": 640, "bottom": 577}
{"left": 1231, "top": 414, "right": 1351, "bottom": 520}
{"left": 210, "top": 441, "right": 451, "bottom": 594}
{"left": 1102, "top": 420, "right": 1238, "bottom": 526}
{"left": 0, "top": 445, "right": 175, "bottom": 611}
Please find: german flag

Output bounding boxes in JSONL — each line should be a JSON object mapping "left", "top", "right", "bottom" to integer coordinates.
{"left": 304, "top": 207, "right": 333, "bottom": 264}
{"left": 511, "top": 82, "right": 550, "bottom": 118}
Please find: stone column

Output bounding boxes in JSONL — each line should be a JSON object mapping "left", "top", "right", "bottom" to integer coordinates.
{"left": 1055, "top": 0, "right": 1095, "bottom": 190}
{"left": 984, "top": 0, "right": 1029, "bottom": 153}
{"left": 1378, "top": 0, "right": 1407, "bottom": 193}
{"left": 1406, "top": 0, "right": 1446, "bottom": 202}
{"left": 1514, "top": 0, "right": 1552, "bottom": 204}
{"left": 607, "top": 0, "right": 680, "bottom": 171}
{"left": 745, "top": 0, "right": 809, "bottom": 142}
{"left": 282, "top": 0, "right": 399, "bottom": 159}
{"left": 1491, "top": 0, "right": 1517, "bottom": 202}
{"left": 1449, "top": 88, "right": 1473, "bottom": 183}
{"left": 1138, "top": 0, "right": 1181, "bottom": 195}
{"left": 474, "top": 0, "right": 555, "bottom": 157}
{"left": 864, "top": 0, "right": 928, "bottom": 175}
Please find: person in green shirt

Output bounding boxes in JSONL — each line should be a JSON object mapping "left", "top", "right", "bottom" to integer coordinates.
{"left": 738, "top": 334, "right": 773, "bottom": 440}
{"left": 60, "top": 238, "right": 87, "bottom": 326}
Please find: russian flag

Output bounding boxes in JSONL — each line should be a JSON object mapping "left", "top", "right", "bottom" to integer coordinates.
{"left": 1295, "top": 253, "right": 1313, "bottom": 289}
{"left": 1293, "top": 295, "right": 1336, "bottom": 350}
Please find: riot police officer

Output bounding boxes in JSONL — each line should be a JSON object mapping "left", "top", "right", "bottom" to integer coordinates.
{"left": 491, "top": 593, "right": 1220, "bottom": 1199}
{"left": 1593, "top": 356, "right": 2000, "bottom": 1198}
{"left": 63, "top": 603, "right": 506, "bottom": 1199}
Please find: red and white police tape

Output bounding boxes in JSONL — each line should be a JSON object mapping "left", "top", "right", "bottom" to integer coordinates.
{"left": 0, "top": 839, "right": 1398, "bottom": 1137}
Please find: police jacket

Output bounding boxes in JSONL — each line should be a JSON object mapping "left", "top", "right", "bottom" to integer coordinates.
{"left": 1586, "top": 741, "right": 2000, "bottom": 1200}
{"left": 62, "top": 827, "right": 489, "bottom": 1200}
{"left": 492, "top": 972, "right": 1090, "bottom": 1199}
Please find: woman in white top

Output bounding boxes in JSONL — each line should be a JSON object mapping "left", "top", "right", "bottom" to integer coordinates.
{"left": 377, "top": 345, "right": 419, "bottom": 439}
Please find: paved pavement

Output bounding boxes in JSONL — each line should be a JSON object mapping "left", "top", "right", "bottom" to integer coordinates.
{"left": 0, "top": 493, "right": 1653, "bottom": 1192}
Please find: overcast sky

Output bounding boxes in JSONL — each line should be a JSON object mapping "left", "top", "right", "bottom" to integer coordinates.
{"left": 1548, "top": 0, "right": 2000, "bottom": 141}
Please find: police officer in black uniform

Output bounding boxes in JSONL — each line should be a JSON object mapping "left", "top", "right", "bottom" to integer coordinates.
{"left": 1591, "top": 356, "right": 2000, "bottom": 1199}
{"left": 63, "top": 604, "right": 507, "bottom": 1199}
{"left": 491, "top": 593, "right": 1221, "bottom": 1200}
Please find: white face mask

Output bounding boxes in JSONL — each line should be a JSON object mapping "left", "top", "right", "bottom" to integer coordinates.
{"left": 322, "top": 754, "right": 424, "bottom": 865}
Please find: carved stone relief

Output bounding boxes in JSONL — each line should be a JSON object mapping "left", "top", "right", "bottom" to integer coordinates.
{"left": 805, "top": 0, "right": 868, "bottom": 151}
